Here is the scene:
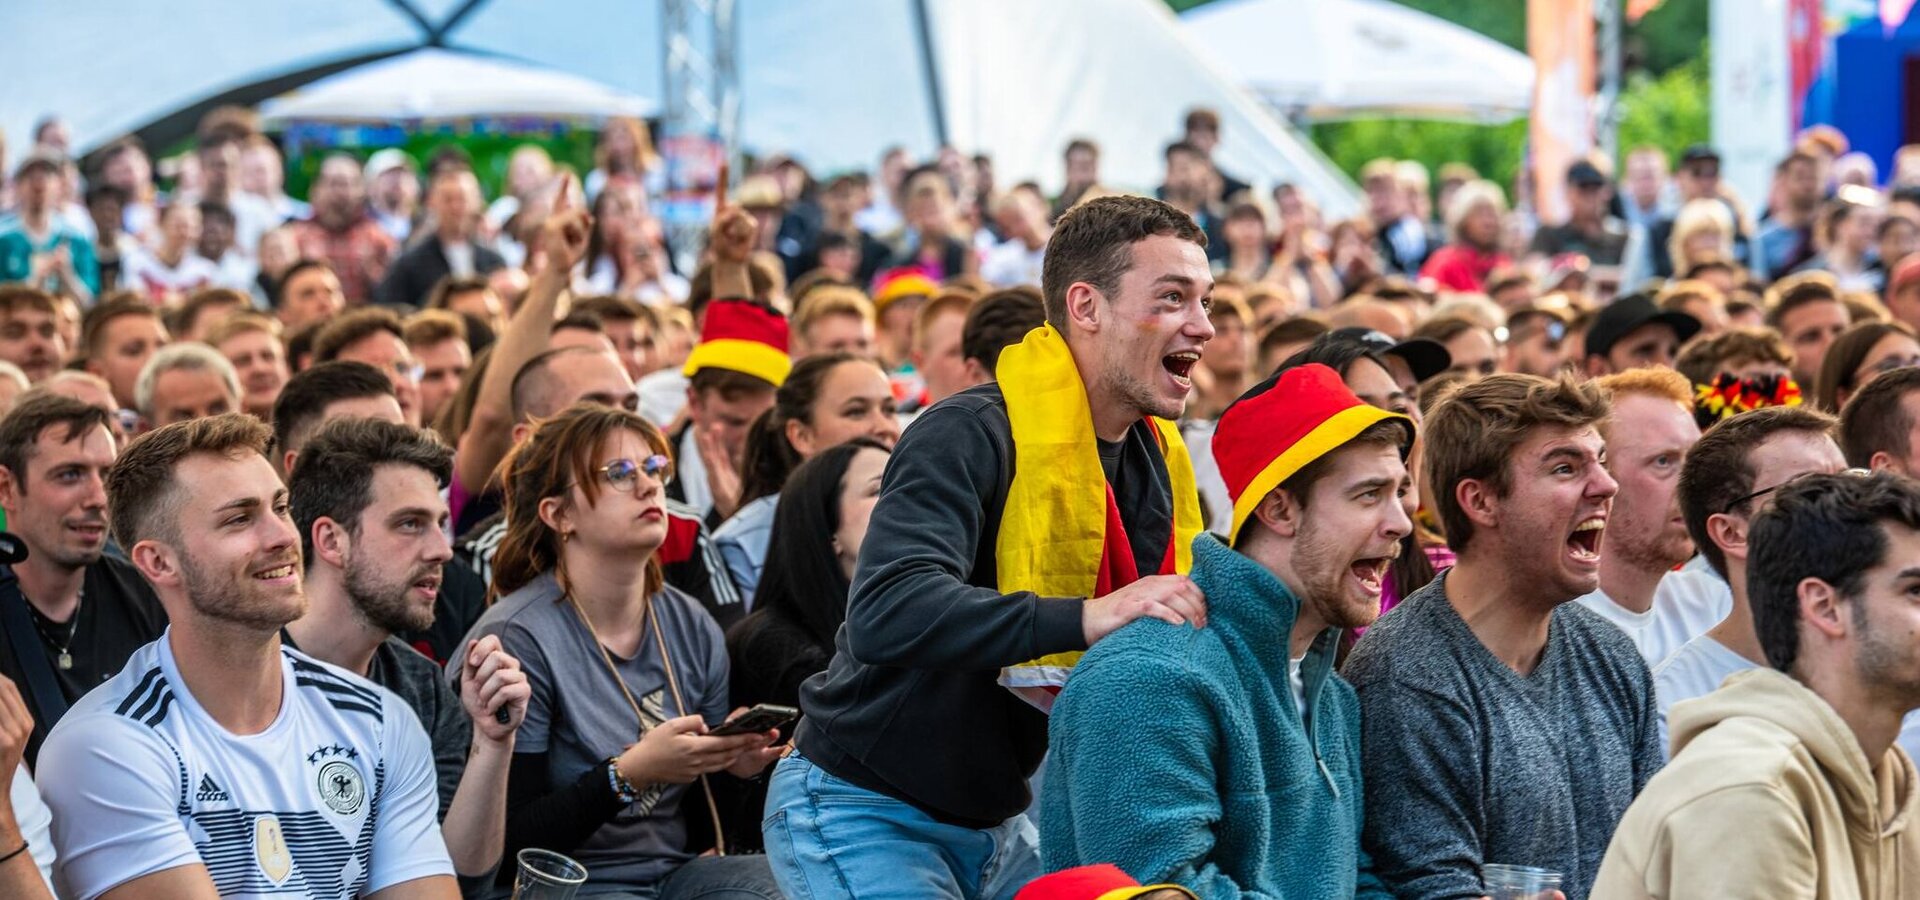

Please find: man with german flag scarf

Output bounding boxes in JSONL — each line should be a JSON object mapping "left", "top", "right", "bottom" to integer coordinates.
{"left": 765, "top": 196, "right": 1213, "bottom": 899}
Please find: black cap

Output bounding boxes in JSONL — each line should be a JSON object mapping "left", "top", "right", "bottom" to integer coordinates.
{"left": 1329, "top": 326, "right": 1452, "bottom": 383}
{"left": 1679, "top": 144, "right": 1721, "bottom": 166}
{"left": 1567, "top": 160, "right": 1608, "bottom": 187}
{"left": 1583, "top": 293, "right": 1702, "bottom": 362}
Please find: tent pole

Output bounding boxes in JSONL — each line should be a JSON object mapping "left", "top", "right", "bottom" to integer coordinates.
{"left": 910, "top": 0, "right": 950, "bottom": 148}
{"left": 1598, "top": 0, "right": 1623, "bottom": 162}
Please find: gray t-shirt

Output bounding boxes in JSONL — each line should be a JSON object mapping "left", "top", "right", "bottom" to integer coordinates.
{"left": 1344, "top": 571, "right": 1663, "bottom": 900}
{"left": 461, "top": 572, "right": 730, "bottom": 890}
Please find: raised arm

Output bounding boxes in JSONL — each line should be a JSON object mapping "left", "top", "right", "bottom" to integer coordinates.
{"left": 440, "top": 636, "right": 530, "bottom": 880}
{"left": 453, "top": 181, "right": 591, "bottom": 492}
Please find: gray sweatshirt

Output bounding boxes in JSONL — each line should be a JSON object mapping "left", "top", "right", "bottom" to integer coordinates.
{"left": 1343, "top": 571, "right": 1663, "bottom": 899}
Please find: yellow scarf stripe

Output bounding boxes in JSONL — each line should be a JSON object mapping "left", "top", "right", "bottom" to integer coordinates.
{"left": 992, "top": 324, "right": 1204, "bottom": 709}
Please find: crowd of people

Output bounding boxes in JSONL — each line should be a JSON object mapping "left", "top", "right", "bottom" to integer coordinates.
{"left": 0, "top": 97, "right": 1918, "bottom": 900}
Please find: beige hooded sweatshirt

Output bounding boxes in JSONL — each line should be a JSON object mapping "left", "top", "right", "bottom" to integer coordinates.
{"left": 1592, "top": 668, "right": 1920, "bottom": 899}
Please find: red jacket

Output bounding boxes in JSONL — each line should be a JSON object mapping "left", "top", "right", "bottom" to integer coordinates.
{"left": 1419, "top": 243, "right": 1510, "bottom": 293}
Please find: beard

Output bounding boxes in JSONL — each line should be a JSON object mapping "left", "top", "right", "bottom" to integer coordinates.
{"left": 180, "top": 547, "right": 307, "bottom": 630}
{"left": 1098, "top": 359, "right": 1184, "bottom": 422}
{"left": 1291, "top": 515, "right": 1386, "bottom": 632}
{"left": 1854, "top": 601, "right": 1920, "bottom": 703}
{"left": 1608, "top": 521, "right": 1693, "bottom": 576}
{"left": 346, "top": 559, "right": 437, "bottom": 635}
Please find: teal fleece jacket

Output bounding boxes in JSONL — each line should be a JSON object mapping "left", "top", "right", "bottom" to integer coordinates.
{"left": 1041, "top": 533, "right": 1392, "bottom": 899}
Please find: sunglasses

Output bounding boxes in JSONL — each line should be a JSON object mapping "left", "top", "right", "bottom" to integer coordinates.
{"left": 1722, "top": 467, "right": 1871, "bottom": 515}
{"left": 572, "top": 455, "right": 671, "bottom": 495}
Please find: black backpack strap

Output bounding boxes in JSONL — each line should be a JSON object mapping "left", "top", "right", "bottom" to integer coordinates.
{"left": 0, "top": 564, "right": 66, "bottom": 762}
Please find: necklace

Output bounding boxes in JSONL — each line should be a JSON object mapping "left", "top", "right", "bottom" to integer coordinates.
{"left": 29, "top": 589, "right": 82, "bottom": 671}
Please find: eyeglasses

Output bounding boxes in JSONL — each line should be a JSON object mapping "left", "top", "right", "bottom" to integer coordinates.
{"left": 574, "top": 455, "right": 671, "bottom": 495}
{"left": 1722, "top": 467, "right": 1871, "bottom": 515}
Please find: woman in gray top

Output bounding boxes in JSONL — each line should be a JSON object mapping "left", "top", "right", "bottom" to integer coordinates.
{"left": 457, "top": 405, "right": 783, "bottom": 898}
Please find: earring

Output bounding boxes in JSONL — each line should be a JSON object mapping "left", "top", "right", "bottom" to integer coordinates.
{"left": 561, "top": 530, "right": 573, "bottom": 543}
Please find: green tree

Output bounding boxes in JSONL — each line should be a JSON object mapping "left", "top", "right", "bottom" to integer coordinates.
{"left": 1170, "top": 0, "right": 1709, "bottom": 199}
{"left": 1614, "top": 43, "right": 1711, "bottom": 163}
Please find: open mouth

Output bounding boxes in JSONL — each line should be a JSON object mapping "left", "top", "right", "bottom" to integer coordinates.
{"left": 1163, "top": 351, "right": 1201, "bottom": 386}
{"left": 254, "top": 563, "right": 297, "bottom": 581}
{"left": 412, "top": 575, "right": 441, "bottom": 598}
{"left": 1349, "top": 556, "right": 1392, "bottom": 595}
{"left": 1567, "top": 517, "right": 1605, "bottom": 562}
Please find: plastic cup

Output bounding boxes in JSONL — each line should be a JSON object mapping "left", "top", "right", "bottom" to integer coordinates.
{"left": 1482, "top": 863, "right": 1561, "bottom": 900}
{"left": 512, "top": 848, "right": 588, "bottom": 900}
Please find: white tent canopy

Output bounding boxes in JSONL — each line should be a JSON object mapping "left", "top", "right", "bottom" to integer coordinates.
{"left": 1180, "top": 0, "right": 1534, "bottom": 122}
{"left": 0, "top": 0, "right": 1358, "bottom": 214}
{"left": 259, "top": 48, "right": 657, "bottom": 123}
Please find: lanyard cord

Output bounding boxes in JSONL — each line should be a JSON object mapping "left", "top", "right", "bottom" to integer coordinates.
{"left": 565, "top": 585, "right": 728, "bottom": 856}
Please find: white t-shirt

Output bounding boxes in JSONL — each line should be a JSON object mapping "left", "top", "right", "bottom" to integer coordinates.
{"left": 1653, "top": 634, "right": 1920, "bottom": 761}
{"left": 1288, "top": 655, "right": 1307, "bottom": 719}
{"left": 638, "top": 367, "right": 690, "bottom": 430}
{"left": 37, "top": 634, "right": 453, "bottom": 900}
{"left": 1573, "top": 570, "right": 1731, "bottom": 669}
{"left": 1181, "top": 421, "right": 1233, "bottom": 536}
{"left": 442, "top": 241, "right": 476, "bottom": 278}
{"left": 121, "top": 246, "right": 220, "bottom": 302}
{"left": 980, "top": 239, "right": 1045, "bottom": 288}
{"left": 10, "top": 762, "right": 55, "bottom": 893}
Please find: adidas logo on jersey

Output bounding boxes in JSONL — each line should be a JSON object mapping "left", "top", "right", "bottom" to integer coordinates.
{"left": 195, "top": 773, "right": 231, "bottom": 803}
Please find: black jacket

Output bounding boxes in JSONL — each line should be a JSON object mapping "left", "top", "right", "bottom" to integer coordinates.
{"left": 793, "top": 382, "right": 1175, "bottom": 828}
{"left": 375, "top": 237, "right": 506, "bottom": 308}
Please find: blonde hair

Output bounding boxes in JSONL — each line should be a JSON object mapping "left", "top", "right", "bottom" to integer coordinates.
{"left": 913, "top": 292, "right": 976, "bottom": 351}
{"left": 204, "top": 311, "right": 283, "bottom": 348}
{"left": 1443, "top": 180, "right": 1506, "bottom": 243}
{"left": 792, "top": 286, "right": 877, "bottom": 344}
{"left": 1668, "top": 200, "right": 1735, "bottom": 275}
{"left": 1657, "top": 279, "right": 1727, "bottom": 314}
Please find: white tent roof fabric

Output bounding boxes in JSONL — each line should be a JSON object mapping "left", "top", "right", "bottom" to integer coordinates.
{"left": 258, "top": 48, "right": 658, "bottom": 122}
{"left": 1181, "top": 0, "right": 1533, "bottom": 122}
{"left": 0, "top": 0, "right": 1359, "bottom": 214}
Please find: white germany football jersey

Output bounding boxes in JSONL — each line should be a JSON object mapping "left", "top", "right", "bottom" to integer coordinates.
{"left": 38, "top": 633, "right": 453, "bottom": 900}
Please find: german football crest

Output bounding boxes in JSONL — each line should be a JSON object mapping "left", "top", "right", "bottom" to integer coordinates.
{"left": 316, "top": 760, "right": 366, "bottom": 816}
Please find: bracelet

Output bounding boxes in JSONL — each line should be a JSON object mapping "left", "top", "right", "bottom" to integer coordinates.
{"left": 0, "top": 841, "right": 28, "bottom": 865}
{"left": 605, "top": 757, "right": 640, "bottom": 804}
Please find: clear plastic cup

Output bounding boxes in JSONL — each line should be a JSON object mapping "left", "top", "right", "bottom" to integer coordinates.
{"left": 512, "top": 848, "right": 588, "bottom": 900}
{"left": 1482, "top": 863, "right": 1561, "bottom": 900}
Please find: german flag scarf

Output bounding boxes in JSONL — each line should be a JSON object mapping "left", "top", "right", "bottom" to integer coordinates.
{"left": 993, "top": 324, "right": 1204, "bottom": 712}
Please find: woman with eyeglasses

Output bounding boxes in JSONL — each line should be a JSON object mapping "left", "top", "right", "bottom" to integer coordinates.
{"left": 456, "top": 405, "right": 785, "bottom": 898}
{"left": 1814, "top": 320, "right": 1920, "bottom": 411}
{"left": 712, "top": 352, "right": 901, "bottom": 605}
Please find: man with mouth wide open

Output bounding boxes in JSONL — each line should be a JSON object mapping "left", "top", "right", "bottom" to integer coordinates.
{"left": 1344, "top": 373, "right": 1664, "bottom": 900}
{"left": 1041, "top": 363, "right": 1411, "bottom": 898}
{"left": 764, "top": 195, "right": 1213, "bottom": 899}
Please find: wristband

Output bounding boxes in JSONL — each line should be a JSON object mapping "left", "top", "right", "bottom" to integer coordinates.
{"left": 605, "top": 757, "right": 640, "bottom": 804}
{"left": 0, "top": 842, "right": 27, "bottom": 865}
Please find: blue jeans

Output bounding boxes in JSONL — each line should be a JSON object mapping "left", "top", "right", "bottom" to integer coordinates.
{"left": 762, "top": 752, "right": 1042, "bottom": 900}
